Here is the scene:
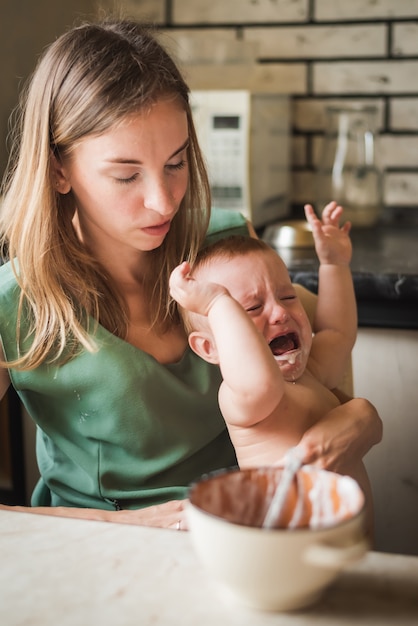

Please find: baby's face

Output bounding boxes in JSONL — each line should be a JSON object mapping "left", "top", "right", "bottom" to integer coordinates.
{"left": 199, "top": 249, "right": 313, "bottom": 382}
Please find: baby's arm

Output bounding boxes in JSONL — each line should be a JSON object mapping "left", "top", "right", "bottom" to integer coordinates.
{"left": 304, "top": 202, "right": 357, "bottom": 388}
{"left": 169, "top": 262, "right": 284, "bottom": 425}
{"left": 169, "top": 261, "right": 229, "bottom": 318}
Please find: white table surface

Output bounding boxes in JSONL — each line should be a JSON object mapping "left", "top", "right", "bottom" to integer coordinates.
{"left": 1, "top": 509, "right": 417, "bottom": 626}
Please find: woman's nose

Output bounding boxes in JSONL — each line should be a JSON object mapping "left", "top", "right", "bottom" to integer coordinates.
{"left": 143, "top": 177, "right": 176, "bottom": 216}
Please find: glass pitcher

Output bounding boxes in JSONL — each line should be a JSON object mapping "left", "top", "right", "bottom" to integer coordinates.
{"left": 316, "top": 105, "right": 383, "bottom": 227}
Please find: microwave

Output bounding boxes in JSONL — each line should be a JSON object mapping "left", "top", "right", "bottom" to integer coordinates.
{"left": 190, "top": 90, "right": 290, "bottom": 228}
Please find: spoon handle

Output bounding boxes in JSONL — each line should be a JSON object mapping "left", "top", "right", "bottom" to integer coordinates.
{"left": 262, "top": 449, "right": 302, "bottom": 529}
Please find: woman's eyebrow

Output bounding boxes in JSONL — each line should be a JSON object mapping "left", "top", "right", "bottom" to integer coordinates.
{"left": 168, "top": 137, "right": 190, "bottom": 159}
{"left": 104, "top": 138, "right": 190, "bottom": 165}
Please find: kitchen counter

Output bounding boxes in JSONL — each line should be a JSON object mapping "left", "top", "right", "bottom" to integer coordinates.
{"left": 262, "top": 224, "right": 418, "bottom": 329}
{"left": 1, "top": 510, "right": 417, "bottom": 626}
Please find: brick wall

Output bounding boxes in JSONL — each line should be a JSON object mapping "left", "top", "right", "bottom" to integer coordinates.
{"left": 121, "top": 0, "right": 418, "bottom": 223}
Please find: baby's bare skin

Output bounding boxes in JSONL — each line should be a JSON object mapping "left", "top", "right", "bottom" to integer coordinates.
{"left": 170, "top": 203, "right": 373, "bottom": 536}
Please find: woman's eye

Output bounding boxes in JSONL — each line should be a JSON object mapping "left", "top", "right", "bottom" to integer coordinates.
{"left": 166, "top": 159, "right": 187, "bottom": 172}
{"left": 115, "top": 173, "right": 138, "bottom": 185}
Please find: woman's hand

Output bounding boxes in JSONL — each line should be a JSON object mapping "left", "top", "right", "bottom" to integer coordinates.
{"left": 0, "top": 498, "right": 189, "bottom": 530}
{"left": 291, "top": 398, "right": 383, "bottom": 473}
{"left": 106, "top": 499, "right": 189, "bottom": 530}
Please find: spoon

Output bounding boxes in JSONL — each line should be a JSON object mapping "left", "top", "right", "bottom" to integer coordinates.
{"left": 262, "top": 448, "right": 303, "bottom": 529}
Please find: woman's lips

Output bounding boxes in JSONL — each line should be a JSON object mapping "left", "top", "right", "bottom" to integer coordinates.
{"left": 142, "top": 221, "right": 171, "bottom": 237}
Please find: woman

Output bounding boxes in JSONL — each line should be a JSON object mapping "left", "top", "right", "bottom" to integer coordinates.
{"left": 0, "top": 19, "right": 382, "bottom": 529}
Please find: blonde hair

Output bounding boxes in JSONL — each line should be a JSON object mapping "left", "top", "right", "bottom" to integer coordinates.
{"left": 0, "top": 19, "right": 210, "bottom": 370}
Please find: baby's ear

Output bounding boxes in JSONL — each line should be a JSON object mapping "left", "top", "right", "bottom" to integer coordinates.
{"left": 188, "top": 331, "right": 219, "bottom": 364}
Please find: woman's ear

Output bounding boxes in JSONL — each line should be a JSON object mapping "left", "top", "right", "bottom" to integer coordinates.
{"left": 188, "top": 331, "right": 219, "bottom": 364}
{"left": 51, "top": 152, "right": 72, "bottom": 195}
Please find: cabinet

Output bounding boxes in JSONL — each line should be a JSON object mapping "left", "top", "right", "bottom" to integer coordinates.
{"left": 352, "top": 327, "right": 418, "bottom": 556}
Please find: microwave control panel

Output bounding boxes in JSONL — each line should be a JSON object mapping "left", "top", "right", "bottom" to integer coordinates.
{"left": 191, "top": 90, "right": 290, "bottom": 227}
{"left": 205, "top": 114, "right": 247, "bottom": 209}
{"left": 191, "top": 90, "right": 250, "bottom": 214}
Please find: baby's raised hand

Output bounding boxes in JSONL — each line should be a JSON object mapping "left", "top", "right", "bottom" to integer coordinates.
{"left": 169, "top": 261, "right": 229, "bottom": 317}
{"left": 304, "top": 202, "right": 352, "bottom": 266}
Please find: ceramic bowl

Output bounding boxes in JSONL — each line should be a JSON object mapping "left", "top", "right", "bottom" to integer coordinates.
{"left": 187, "top": 466, "right": 368, "bottom": 612}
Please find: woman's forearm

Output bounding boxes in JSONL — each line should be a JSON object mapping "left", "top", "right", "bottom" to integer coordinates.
{"left": 0, "top": 498, "right": 188, "bottom": 530}
{"left": 294, "top": 397, "right": 383, "bottom": 472}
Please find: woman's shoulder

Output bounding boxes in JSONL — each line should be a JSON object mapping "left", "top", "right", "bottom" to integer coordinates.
{"left": 204, "top": 209, "right": 249, "bottom": 247}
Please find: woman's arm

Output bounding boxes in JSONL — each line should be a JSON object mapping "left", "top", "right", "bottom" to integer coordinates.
{"left": 292, "top": 397, "right": 383, "bottom": 473}
{"left": 1, "top": 341, "right": 187, "bottom": 528}
{"left": 0, "top": 498, "right": 189, "bottom": 530}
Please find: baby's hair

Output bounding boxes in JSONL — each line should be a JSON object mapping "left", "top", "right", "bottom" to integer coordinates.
{"left": 179, "top": 235, "right": 275, "bottom": 333}
{"left": 193, "top": 235, "right": 273, "bottom": 271}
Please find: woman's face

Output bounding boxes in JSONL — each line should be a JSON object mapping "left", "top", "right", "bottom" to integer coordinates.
{"left": 58, "top": 97, "right": 189, "bottom": 259}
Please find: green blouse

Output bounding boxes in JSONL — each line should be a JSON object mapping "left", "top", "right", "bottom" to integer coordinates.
{"left": 0, "top": 210, "right": 248, "bottom": 509}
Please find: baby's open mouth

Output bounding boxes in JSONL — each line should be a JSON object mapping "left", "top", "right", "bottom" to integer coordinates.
{"left": 269, "top": 332, "right": 300, "bottom": 357}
